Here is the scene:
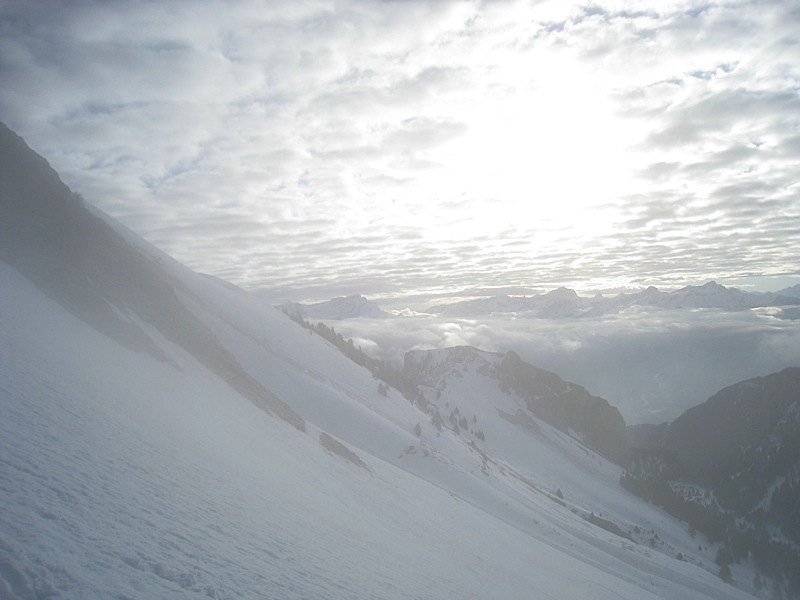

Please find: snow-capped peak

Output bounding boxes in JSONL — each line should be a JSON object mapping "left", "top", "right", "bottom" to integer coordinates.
{"left": 280, "top": 294, "right": 388, "bottom": 319}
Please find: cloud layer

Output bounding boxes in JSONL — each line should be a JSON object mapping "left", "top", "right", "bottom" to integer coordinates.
{"left": 327, "top": 307, "right": 800, "bottom": 424}
{"left": 1, "top": 0, "right": 798, "bottom": 298}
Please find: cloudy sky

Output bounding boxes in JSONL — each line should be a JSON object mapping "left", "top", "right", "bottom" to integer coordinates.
{"left": 1, "top": 0, "right": 799, "bottom": 301}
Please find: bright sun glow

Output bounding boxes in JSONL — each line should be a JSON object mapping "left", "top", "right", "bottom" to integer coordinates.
{"left": 406, "top": 57, "right": 640, "bottom": 246}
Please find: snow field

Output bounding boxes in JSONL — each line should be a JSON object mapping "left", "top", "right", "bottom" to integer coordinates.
{"left": 0, "top": 256, "right": 757, "bottom": 599}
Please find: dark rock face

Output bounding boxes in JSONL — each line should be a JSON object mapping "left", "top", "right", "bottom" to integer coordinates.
{"left": 666, "top": 367, "right": 800, "bottom": 473}
{"left": 623, "top": 368, "right": 800, "bottom": 593}
{"left": 666, "top": 367, "right": 800, "bottom": 513}
{"left": 0, "top": 121, "right": 303, "bottom": 430}
{"left": 497, "top": 351, "right": 628, "bottom": 463}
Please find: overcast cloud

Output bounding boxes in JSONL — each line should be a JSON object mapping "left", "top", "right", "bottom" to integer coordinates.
{"left": 1, "top": 0, "right": 799, "bottom": 300}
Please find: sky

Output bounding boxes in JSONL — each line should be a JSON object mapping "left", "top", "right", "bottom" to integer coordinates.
{"left": 1, "top": 0, "right": 799, "bottom": 302}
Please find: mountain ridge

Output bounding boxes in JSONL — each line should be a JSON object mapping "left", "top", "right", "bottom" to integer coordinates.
{"left": 0, "top": 121, "right": 305, "bottom": 430}
{"left": 279, "top": 280, "right": 800, "bottom": 322}
{"left": 428, "top": 281, "right": 800, "bottom": 317}
{"left": 281, "top": 294, "right": 389, "bottom": 319}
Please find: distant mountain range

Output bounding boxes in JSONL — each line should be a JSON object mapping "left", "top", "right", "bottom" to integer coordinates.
{"left": 280, "top": 294, "right": 388, "bottom": 319}
{"left": 431, "top": 282, "right": 800, "bottom": 317}
{"left": 281, "top": 282, "right": 800, "bottom": 321}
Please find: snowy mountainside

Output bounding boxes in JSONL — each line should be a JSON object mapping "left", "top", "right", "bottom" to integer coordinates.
{"left": 0, "top": 121, "right": 757, "bottom": 598}
{"left": 0, "top": 121, "right": 303, "bottom": 430}
{"left": 402, "top": 347, "right": 627, "bottom": 463}
{"left": 399, "top": 346, "right": 627, "bottom": 504}
{"left": 2, "top": 262, "right": 547, "bottom": 600}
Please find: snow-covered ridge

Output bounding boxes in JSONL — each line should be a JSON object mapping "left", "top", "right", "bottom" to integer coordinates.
{"left": 401, "top": 346, "right": 627, "bottom": 461}
{"left": 403, "top": 345, "right": 500, "bottom": 387}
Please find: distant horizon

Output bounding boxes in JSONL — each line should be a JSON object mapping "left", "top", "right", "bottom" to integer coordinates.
{"left": 255, "top": 274, "right": 800, "bottom": 307}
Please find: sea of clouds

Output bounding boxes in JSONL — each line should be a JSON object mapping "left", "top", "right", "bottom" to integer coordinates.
{"left": 323, "top": 306, "right": 800, "bottom": 425}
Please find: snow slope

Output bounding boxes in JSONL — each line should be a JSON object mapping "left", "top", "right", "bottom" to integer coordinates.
{"left": 0, "top": 122, "right": 758, "bottom": 598}
{"left": 0, "top": 259, "right": 758, "bottom": 600}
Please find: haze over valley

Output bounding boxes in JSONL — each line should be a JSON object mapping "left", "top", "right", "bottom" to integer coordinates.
{"left": 283, "top": 286, "right": 800, "bottom": 424}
